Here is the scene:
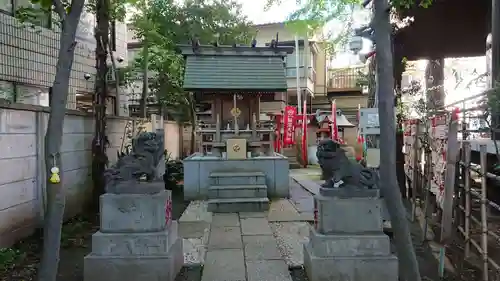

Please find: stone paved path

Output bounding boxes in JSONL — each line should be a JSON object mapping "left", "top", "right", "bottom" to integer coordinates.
{"left": 201, "top": 213, "right": 293, "bottom": 281}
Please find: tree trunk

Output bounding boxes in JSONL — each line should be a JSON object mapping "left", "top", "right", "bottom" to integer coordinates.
{"left": 37, "top": 2, "right": 85, "bottom": 281}
{"left": 425, "top": 58, "right": 445, "bottom": 110}
{"left": 373, "top": 1, "right": 421, "bottom": 281}
{"left": 139, "top": 40, "right": 148, "bottom": 118}
{"left": 91, "top": 0, "right": 110, "bottom": 212}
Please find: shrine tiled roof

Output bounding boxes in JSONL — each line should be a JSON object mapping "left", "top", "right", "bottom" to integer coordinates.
{"left": 179, "top": 45, "right": 293, "bottom": 92}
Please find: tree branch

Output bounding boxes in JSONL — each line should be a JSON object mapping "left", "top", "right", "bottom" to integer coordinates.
{"left": 68, "top": 0, "right": 85, "bottom": 18}
{"left": 52, "top": 0, "right": 66, "bottom": 20}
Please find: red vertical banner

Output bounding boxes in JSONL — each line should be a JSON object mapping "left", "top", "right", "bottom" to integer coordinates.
{"left": 302, "top": 99, "right": 307, "bottom": 167}
{"left": 331, "top": 100, "right": 338, "bottom": 141}
{"left": 283, "top": 106, "right": 297, "bottom": 146}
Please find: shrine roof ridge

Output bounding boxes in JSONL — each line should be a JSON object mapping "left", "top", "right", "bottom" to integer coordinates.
{"left": 177, "top": 44, "right": 294, "bottom": 57}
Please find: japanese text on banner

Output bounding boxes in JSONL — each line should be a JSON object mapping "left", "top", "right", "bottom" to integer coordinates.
{"left": 283, "top": 106, "right": 297, "bottom": 146}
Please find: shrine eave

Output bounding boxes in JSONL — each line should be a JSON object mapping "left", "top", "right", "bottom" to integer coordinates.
{"left": 185, "top": 88, "right": 286, "bottom": 94}
{"left": 177, "top": 44, "right": 294, "bottom": 57}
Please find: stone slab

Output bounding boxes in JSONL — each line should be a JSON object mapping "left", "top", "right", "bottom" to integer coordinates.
{"left": 240, "top": 217, "right": 273, "bottom": 235}
{"left": 207, "top": 197, "right": 269, "bottom": 213}
{"left": 208, "top": 184, "right": 268, "bottom": 199}
{"left": 290, "top": 175, "right": 320, "bottom": 195}
{"left": 268, "top": 199, "right": 304, "bottom": 222}
{"left": 246, "top": 260, "right": 293, "bottom": 281}
{"left": 201, "top": 249, "right": 246, "bottom": 281}
{"left": 239, "top": 212, "right": 268, "bottom": 218}
{"left": 212, "top": 213, "right": 240, "bottom": 227}
{"left": 183, "top": 237, "right": 208, "bottom": 265}
{"left": 208, "top": 226, "right": 242, "bottom": 249}
{"left": 308, "top": 227, "right": 391, "bottom": 257}
{"left": 178, "top": 201, "right": 212, "bottom": 238}
{"left": 84, "top": 238, "right": 183, "bottom": 281}
{"left": 91, "top": 221, "right": 178, "bottom": 256}
{"left": 319, "top": 187, "right": 380, "bottom": 198}
{"left": 315, "top": 194, "right": 383, "bottom": 234}
{"left": 106, "top": 181, "right": 165, "bottom": 194}
{"left": 270, "top": 222, "right": 310, "bottom": 268}
{"left": 303, "top": 243, "right": 398, "bottom": 281}
{"left": 100, "top": 191, "right": 168, "bottom": 233}
{"left": 211, "top": 172, "right": 266, "bottom": 186}
{"left": 242, "top": 235, "right": 282, "bottom": 260}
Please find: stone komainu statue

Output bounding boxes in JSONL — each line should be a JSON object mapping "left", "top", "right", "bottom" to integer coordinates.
{"left": 104, "top": 131, "right": 165, "bottom": 193}
{"left": 316, "top": 139, "right": 378, "bottom": 189}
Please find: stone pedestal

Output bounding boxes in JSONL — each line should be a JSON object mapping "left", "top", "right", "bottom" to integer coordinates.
{"left": 303, "top": 189, "right": 398, "bottom": 281}
{"left": 84, "top": 189, "right": 183, "bottom": 281}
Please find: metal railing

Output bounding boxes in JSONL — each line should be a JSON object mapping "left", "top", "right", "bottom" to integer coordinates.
{"left": 328, "top": 66, "right": 365, "bottom": 90}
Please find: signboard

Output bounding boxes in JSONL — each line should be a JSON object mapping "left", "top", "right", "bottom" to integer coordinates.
{"left": 283, "top": 106, "right": 297, "bottom": 146}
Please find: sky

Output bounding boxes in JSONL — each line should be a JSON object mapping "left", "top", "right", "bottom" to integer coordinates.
{"left": 238, "top": 0, "right": 298, "bottom": 24}
{"left": 238, "top": 0, "right": 372, "bottom": 67}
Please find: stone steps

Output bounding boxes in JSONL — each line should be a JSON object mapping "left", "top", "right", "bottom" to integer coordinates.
{"left": 208, "top": 172, "right": 269, "bottom": 213}
{"left": 282, "top": 148, "right": 301, "bottom": 169}
{"left": 208, "top": 185, "right": 267, "bottom": 199}
{"left": 210, "top": 171, "right": 266, "bottom": 186}
{"left": 207, "top": 197, "right": 270, "bottom": 213}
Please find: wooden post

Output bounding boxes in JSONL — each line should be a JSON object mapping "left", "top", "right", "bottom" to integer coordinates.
{"left": 252, "top": 113, "right": 257, "bottom": 140}
{"left": 441, "top": 115, "right": 459, "bottom": 242}
{"left": 464, "top": 141, "right": 471, "bottom": 257}
{"left": 411, "top": 120, "right": 420, "bottom": 222}
{"left": 480, "top": 144, "right": 489, "bottom": 281}
{"left": 151, "top": 114, "right": 157, "bottom": 131}
{"left": 421, "top": 147, "right": 432, "bottom": 242}
{"left": 215, "top": 114, "right": 221, "bottom": 142}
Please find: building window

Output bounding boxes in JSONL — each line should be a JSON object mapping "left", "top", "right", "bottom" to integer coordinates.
{"left": 0, "top": 81, "right": 49, "bottom": 106}
{"left": 0, "top": 80, "right": 15, "bottom": 102}
{"left": 16, "top": 84, "right": 50, "bottom": 106}
{"left": 0, "top": 0, "right": 13, "bottom": 14}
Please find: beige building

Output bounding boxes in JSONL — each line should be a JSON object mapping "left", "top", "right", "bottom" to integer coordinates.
{"left": 253, "top": 22, "right": 328, "bottom": 114}
{"left": 0, "top": 6, "right": 129, "bottom": 116}
{"left": 254, "top": 22, "right": 369, "bottom": 147}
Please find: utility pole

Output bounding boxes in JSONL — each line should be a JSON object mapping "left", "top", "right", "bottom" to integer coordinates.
{"left": 372, "top": 0, "right": 422, "bottom": 280}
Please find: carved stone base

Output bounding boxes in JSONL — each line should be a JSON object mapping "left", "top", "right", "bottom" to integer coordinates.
{"left": 84, "top": 238, "right": 183, "bottom": 281}
{"left": 85, "top": 189, "right": 182, "bottom": 281}
{"left": 319, "top": 187, "right": 379, "bottom": 198}
{"left": 314, "top": 194, "right": 383, "bottom": 234}
{"left": 305, "top": 194, "right": 398, "bottom": 281}
{"left": 100, "top": 190, "right": 169, "bottom": 233}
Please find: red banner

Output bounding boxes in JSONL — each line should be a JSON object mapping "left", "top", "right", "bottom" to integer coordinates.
{"left": 283, "top": 106, "right": 297, "bottom": 146}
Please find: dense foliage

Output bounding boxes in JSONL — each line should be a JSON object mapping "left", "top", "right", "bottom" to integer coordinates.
{"left": 126, "top": 0, "right": 255, "bottom": 121}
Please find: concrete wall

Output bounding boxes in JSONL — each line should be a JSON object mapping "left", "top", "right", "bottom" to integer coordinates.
{"left": 0, "top": 104, "right": 135, "bottom": 247}
{"left": 143, "top": 120, "right": 183, "bottom": 160}
{"left": 0, "top": 12, "right": 129, "bottom": 115}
